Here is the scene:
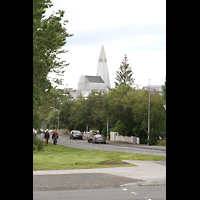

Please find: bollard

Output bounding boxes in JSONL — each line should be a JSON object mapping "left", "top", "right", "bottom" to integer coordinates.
{"left": 107, "top": 135, "right": 109, "bottom": 140}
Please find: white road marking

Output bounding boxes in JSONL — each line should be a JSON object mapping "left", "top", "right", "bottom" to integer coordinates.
{"left": 131, "top": 192, "right": 138, "bottom": 195}
{"left": 122, "top": 188, "right": 127, "bottom": 191}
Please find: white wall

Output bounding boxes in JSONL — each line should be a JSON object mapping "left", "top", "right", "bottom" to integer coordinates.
{"left": 57, "top": 129, "right": 68, "bottom": 135}
{"left": 110, "top": 132, "right": 140, "bottom": 144}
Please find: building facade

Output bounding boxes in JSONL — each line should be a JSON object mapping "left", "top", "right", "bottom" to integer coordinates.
{"left": 143, "top": 85, "right": 163, "bottom": 94}
{"left": 77, "top": 75, "right": 108, "bottom": 97}
{"left": 75, "top": 45, "right": 111, "bottom": 98}
{"left": 96, "top": 45, "right": 111, "bottom": 89}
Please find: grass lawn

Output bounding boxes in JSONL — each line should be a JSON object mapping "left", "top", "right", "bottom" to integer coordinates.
{"left": 33, "top": 142, "right": 166, "bottom": 171}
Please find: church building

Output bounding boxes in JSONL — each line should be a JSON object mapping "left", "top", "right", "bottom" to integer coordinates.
{"left": 75, "top": 45, "right": 111, "bottom": 98}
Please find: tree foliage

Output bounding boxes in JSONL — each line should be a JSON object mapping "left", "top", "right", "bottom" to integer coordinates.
{"left": 162, "top": 78, "right": 166, "bottom": 100}
{"left": 104, "top": 86, "right": 166, "bottom": 144}
{"left": 33, "top": 0, "right": 72, "bottom": 128}
{"left": 39, "top": 85, "right": 166, "bottom": 145}
{"left": 114, "top": 54, "right": 134, "bottom": 87}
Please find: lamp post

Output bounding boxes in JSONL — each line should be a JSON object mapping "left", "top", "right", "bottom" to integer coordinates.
{"left": 57, "top": 103, "right": 62, "bottom": 132}
{"left": 107, "top": 118, "right": 109, "bottom": 140}
{"left": 148, "top": 79, "right": 151, "bottom": 146}
{"left": 57, "top": 111, "right": 59, "bottom": 131}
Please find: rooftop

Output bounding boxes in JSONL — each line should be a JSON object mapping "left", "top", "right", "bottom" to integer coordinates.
{"left": 85, "top": 76, "right": 105, "bottom": 83}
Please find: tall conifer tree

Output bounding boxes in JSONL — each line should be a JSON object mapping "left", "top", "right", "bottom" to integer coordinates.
{"left": 114, "top": 54, "right": 134, "bottom": 87}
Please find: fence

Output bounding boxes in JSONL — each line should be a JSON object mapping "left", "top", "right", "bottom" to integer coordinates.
{"left": 110, "top": 132, "right": 140, "bottom": 144}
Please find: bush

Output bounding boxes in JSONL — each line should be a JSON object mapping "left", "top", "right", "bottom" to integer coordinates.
{"left": 157, "top": 140, "right": 166, "bottom": 146}
{"left": 149, "top": 135, "right": 158, "bottom": 145}
{"left": 33, "top": 144, "right": 37, "bottom": 151}
{"left": 33, "top": 134, "right": 44, "bottom": 151}
{"left": 37, "top": 140, "right": 44, "bottom": 151}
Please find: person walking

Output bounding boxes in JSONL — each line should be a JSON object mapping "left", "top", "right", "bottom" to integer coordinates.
{"left": 52, "top": 129, "right": 59, "bottom": 145}
{"left": 44, "top": 129, "right": 50, "bottom": 145}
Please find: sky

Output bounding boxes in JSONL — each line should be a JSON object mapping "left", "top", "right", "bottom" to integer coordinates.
{"left": 46, "top": 0, "right": 166, "bottom": 89}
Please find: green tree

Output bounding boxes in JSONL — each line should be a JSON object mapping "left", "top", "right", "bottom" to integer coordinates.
{"left": 59, "top": 99, "right": 74, "bottom": 129}
{"left": 103, "top": 85, "right": 133, "bottom": 136}
{"left": 86, "top": 91, "right": 106, "bottom": 132}
{"left": 148, "top": 93, "right": 166, "bottom": 144}
{"left": 130, "top": 90, "right": 149, "bottom": 143}
{"left": 103, "top": 86, "right": 166, "bottom": 145}
{"left": 38, "top": 88, "right": 66, "bottom": 128}
{"left": 68, "top": 99, "right": 87, "bottom": 131}
{"left": 46, "top": 108, "right": 59, "bottom": 129}
{"left": 130, "top": 90, "right": 166, "bottom": 145}
{"left": 67, "top": 91, "right": 107, "bottom": 132}
{"left": 114, "top": 54, "right": 134, "bottom": 87}
{"left": 33, "top": 0, "right": 72, "bottom": 128}
{"left": 162, "top": 78, "right": 166, "bottom": 100}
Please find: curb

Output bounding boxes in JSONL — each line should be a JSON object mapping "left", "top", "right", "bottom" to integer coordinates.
{"left": 108, "top": 142, "right": 166, "bottom": 151}
{"left": 121, "top": 180, "right": 166, "bottom": 187}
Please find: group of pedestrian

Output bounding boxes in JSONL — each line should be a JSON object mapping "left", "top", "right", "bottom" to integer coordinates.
{"left": 44, "top": 129, "right": 59, "bottom": 145}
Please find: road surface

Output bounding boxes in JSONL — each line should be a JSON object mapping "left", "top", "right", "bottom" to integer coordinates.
{"left": 38, "top": 134, "right": 166, "bottom": 157}
{"left": 33, "top": 173, "right": 165, "bottom": 199}
{"left": 33, "top": 185, "right": 166, "bottom": 200}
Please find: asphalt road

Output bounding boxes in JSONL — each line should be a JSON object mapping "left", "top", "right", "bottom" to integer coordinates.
{"left": 33, "top": 173, "right": 142, "bottom": 191}
{"left": 39, "top": 134, "right": 165, "bottom": 157}
{"left": 33, "top": 185, "right": 166, "bottom": 200}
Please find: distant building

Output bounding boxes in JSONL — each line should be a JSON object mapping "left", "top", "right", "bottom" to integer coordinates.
{"left": 73, "top": 45, "right": 111, "bottom": 98}
{"left": 143, "top": 85, "right": 163, "bottom": 94}
{"left": 96, "top": 45, "right": 111, "bottom": 89}
{"left": 77, "top": 75, "right": 108, "bottom": 97}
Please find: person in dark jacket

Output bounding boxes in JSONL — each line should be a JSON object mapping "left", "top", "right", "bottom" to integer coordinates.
{"left": 52, "top": 129, "right": 59, "bottom": 145}
{"left": 44, "top": 129, "right": 50, "bottom": 145}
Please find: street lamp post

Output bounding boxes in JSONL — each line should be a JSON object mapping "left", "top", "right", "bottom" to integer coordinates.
{"left": 107, "top": 118, "right": 109, "bottom": 140}
{"left": 148, "top": 79, "right": 151, "bottom": 146}
{"left": 57, "top": 103, "right": 62, "bottom": 132}
{"left": 57, "top": 113, "right": 59, "bottom": 131}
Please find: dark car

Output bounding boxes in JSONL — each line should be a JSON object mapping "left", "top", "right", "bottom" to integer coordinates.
{"left": 70, "top": 130, "right": 82, "bottom": 140}
{"left": 92, "top": 134, "right": 106, "bottom": 144}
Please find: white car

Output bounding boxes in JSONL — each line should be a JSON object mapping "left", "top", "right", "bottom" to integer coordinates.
{"left": 70, "top": 130, "right": 82, "bottom": 140}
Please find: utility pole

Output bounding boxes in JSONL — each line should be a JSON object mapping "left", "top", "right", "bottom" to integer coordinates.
{"left": 148, "top": 79, "right": 151, "bottom": 146}
{"left": 107, "top": 118, "right": 109, "bottom": 140}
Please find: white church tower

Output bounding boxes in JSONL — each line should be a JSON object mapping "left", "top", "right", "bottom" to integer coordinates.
{"left": 96, "top": 45, "right": 111, "bottom": 89}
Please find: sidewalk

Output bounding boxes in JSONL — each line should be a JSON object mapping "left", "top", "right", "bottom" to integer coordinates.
{"left": 33, "top": 160, "right": 166, "bottom": 186}
{"left": 108, "top": 140, "right": 166, "bottom": 151}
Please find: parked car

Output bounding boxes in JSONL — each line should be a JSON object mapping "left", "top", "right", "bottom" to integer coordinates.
{"left": 70, "top": 130, "right": 82, "bottom": 140}
{"left": 87, "top": 130, "right": 100, "bottom": 143}
{"left": 92, "top": 134, "right": 106, "bottom": 144}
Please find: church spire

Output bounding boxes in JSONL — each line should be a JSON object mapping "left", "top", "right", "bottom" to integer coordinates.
{"left": 98, "top": 45, "right": 107, "bottom": 63}
{"left": 97, "top": 45, "right": 111, "bottom": 89}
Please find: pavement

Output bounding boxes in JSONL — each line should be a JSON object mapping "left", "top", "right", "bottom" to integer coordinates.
{"left": 108, "top": 140, "right": 166, "bottom": 151}
{"left": 33, "top": 160, "right": 166, "bottom": 187}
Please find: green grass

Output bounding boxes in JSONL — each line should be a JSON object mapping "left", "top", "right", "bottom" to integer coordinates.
{"left": 33, "top": 142, "right": 166, "bottom": 171}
